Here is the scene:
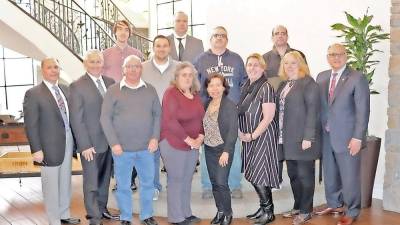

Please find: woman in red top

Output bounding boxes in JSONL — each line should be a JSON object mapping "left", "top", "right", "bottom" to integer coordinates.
{"left": 160, "top": 62, "right": 205, "bottom": 225}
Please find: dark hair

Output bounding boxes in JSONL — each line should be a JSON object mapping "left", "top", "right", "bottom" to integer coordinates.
{"left": 113, "top": 20, "right": 132, "bottom": 37}
{"left": 204, "top": 73, "right": 230, "bottom": 96}
{"left": 153, "top": 35, "right": 170, "bottom": 46}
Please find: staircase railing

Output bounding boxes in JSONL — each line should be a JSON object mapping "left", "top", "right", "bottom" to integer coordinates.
{"left": 9, "top": 0, "right": 151, "bottom": 60}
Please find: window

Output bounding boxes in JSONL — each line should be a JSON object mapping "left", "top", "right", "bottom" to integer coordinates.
{"left": 0, "top": 46, "right": 37, "bottom": 115}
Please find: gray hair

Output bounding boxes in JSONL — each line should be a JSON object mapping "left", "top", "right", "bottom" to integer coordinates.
{"left": 122, "top": 55, "right": 142, "bottom": 67}
{"left": 83, "top": 49, "right": 103, "bottom": 62}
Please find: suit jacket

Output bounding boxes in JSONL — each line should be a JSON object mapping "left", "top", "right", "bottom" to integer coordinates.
{"left": 276, "top": 76, "right": 321, "bottom": 160}
{"left": 69, "top": 74, "right": 115, "bottom": 153}
{"left": 167, "top": 34, "right": 204, "bottom": 63}
{"left": 316, "top": 66, "right": 370, "bottom": 153}
{"left": 204, "top": 96, "right": 238, "bottom": 154}
{"left": 23, "top": 82, "right": 71, "bottom": 166}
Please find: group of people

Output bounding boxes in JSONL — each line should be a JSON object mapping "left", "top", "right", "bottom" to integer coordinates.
{"left": 23, "top": 10, "right": 370, "bottom": 225}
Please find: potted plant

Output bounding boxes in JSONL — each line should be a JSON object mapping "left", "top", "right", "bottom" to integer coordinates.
{"left": 331, "top": 10, "right": 389, "bottom": 208}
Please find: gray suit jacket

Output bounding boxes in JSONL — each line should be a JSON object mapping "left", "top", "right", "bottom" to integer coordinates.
{"left": 23, "top": 82, "right": 71, "bottom": 166}
{"left": 276, "top": 76, "right": 321, "bottom": 160}
{"left": 316, "top": 66, "right": 370, "bottom": 153}
{"left": 69, "top": 74, "right": 115, "bottom": 153}
{"left": 167, "top": 34, "right": 204, "bottom": 63}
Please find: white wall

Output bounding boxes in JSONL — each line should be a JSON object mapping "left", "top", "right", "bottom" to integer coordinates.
{"left": 202, "top": 0, "right": 390, "bottom": 199}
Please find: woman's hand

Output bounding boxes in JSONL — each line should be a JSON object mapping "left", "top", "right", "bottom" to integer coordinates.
{"left": 240, "top": 133, "right": 253, "bottom": 142}
{"left": 302, "top": 140, "right": 312, "bottom": 150}
{"left": 219, "top": 152, "right": 229, "bottom": 167}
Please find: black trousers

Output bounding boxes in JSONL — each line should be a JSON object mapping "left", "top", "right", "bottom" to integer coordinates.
{"left": 286, "top": 160, "right": 315, "bottom": 214}
{"left": 204, "top": 145, "right": 233, "bottom": 215}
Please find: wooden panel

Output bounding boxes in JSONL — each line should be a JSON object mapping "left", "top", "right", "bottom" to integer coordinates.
{"left": 0, "top": 124, "right": 28, "bottom": 146}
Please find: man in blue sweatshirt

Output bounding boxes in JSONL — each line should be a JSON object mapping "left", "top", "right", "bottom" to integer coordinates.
{"left": 193, "top": 26, "right": 247, "bottom": 199}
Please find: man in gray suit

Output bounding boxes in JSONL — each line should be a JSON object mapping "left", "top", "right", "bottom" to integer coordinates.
{"left": 167, "top": 11, "right": 204, "bottom": 62}
{"left": 315, "top": 43, "right": 370, "bottom": 225}
{"left": 23, "top": 58, "right": 80, "bottom": 225}
{"left": 69, "top": 50, "right": 119, "bottom": 225}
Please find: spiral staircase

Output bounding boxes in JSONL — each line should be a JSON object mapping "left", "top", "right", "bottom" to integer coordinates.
{"left": 0, "top": 0, "right": 151, "bottom": 81}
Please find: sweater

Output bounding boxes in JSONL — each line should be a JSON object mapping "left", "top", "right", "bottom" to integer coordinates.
{"left": 100, "top": 82, "right": 161, "bottom": 151}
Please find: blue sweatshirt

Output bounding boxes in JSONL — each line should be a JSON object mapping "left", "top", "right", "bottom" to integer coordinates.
{"left": 193, "top": 49, "right": 247, "bottom": 104}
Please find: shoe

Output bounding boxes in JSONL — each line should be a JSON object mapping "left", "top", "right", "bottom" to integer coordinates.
{"left": 246, "top": 208, "right": 263, "bottom": 220}
{"left": 153, "top": 189, "right": 160, "bottom": 201}
{"left": 171, "top": 220, "right": 189, "bottom": 225}
{"left": 120, "top": 221, "right": 131, "bottom": 225}
{"left": 315, "top": 207, "right": 344, "bottom": 216}
{"left": 201, "top": 189, "right": 213, "bottom": 199}
{"left": 141, "top": 217, "right": 158, "bottom": 225}
{"left": 112, "top": 183, "right": 118, "bottom": 191}
{"left": 210, "top": 212, "right": 224, "bottom": 224}
{"left": 283, "top": 209, "right": 300, "bottom": 218}
{"left": 337, "top": 216, "right": 354, "bottom": 225}
{"left": 131, "top": 182, "right": 138, "bottom": 191}
{"left": 253, "top": 185, "right": 275, "bottom": 225}
{"left": 102, "top": 210, "right": 120, "bottom": 220}
{"left": 60, "top": 218, "right": 81, "bottom": 224}
{"left": 292, "top": 213, "right": 312, "bottom": 225}
{"left": 161, "top": 166, "right": 167, "bottom": 173}
{"left": 220, "top": 215, "right": 232, "bottom": 225}
{"left": 231, "top": 189, "right": 243, "bottom": 199}
{"left": 185, "top": 215, "right": 201, "bottom": 223}
{"left": 89, "top": 223, "right": 103, "bottom": 225}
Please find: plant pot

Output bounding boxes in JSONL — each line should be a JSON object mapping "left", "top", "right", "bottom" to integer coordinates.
{"left": 360, "top": 136, "right": 381, "bottom": 208}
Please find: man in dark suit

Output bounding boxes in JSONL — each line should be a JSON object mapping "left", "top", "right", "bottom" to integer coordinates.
{"left": 167, "top": 11, "right": 204, "bottom": 63}
{"left": 23, "top": 58, "right": 80, "bottom": 225}
{"left": 69, "top": 50, "right": 119, "bottom": 225}
{"left": 315, "top": 43, "right": 370, "bottom": 225}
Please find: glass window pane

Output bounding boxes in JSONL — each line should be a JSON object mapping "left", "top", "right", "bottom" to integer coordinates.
{"left": 0, "top": 60, "right": 5, "bottom": 86}
{"left": 158, "top": 28, "right": 174, "bottom": 36}
{"left": 0, "top": 87, "right": 6, "bottom": 113}
{"left": 3, "top": 48, "right": 26, "bottom": 58}
{"left": 6, "top": 85, "right": 33, "bottom": 115}
{"left": 192, "top": 25, "right": 207, "bottom": 42}
{"left": 157, "top": 3, "right": 173, "bottom": 29}
{"left": 0, "top": 46, "right": 3, "bottom": 58}
{"left": 4, "top": 58, "right": 34, "bottom": 86}
{"left": 174, "top": 0, "right": 191, "bottom": 23}
{"left": 191, "top": 0, "right": 206, "bottom": 24}
{"left": 157, "top": 0, "right": 172, "bottom": 4}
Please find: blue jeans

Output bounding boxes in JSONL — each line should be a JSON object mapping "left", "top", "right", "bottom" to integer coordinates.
{"left": 201, "top": 139, "right": 242, "bottom": 190}
{"left": 113, "top": 150, "right": 155, "bottom": 221}
{"left": 154, "top": 149, "right": 162, "bottom": 191}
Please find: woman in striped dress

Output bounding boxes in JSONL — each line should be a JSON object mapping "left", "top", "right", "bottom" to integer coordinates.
{"left": 238, "top": 53, "right": 279, "bottom": 225}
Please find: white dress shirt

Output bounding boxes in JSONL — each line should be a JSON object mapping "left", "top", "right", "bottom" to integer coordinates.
{"left": 43, "top": 79, "right": 69, "bottom": 120}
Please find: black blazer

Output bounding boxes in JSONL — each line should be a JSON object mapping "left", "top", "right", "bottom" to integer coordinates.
{"left": 23, "top": 82, "right": 73, "bottom": 166}
{"left": 276, "top": 76, "right": 321, "bottom": 160}
{"left": 69, "top": 74, "right": 115, "bottom": 153}
{"left": 204, "top": 96, "right": 238, "bottom": 154}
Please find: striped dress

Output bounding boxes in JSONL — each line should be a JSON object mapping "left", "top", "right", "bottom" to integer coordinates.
{"left": 238, "top": 81, "right": 280, "bottom": 188}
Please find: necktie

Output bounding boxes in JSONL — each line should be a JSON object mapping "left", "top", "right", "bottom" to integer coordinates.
{"left": 96, "top": 79, "right": 106, "bottom": 97}
{"left": 52, "top": 85, "right": 68, "bottom": 127}
{"left": 329, "top": 73, "right": 338, "bottom": 103}
{"left": 177, "top": 37, "right": 184, "bottom": 61}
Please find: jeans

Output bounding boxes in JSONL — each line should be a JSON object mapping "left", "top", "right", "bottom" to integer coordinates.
{"left": 131, "top": 148, "right": 162, "bottom": 191}
{"left": 201, "top": 139, "right": 242, "bottom": 190}
{"left": 113, "top": 150, "right": 155, "bottom": 221}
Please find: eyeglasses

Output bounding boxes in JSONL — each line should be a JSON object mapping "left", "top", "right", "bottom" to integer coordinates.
{"left": 212, "top": 33, "right": 227, "bottom": 38}
{"left": 328, "top": 53, "right": 346, "bottom": 58}
{"left": 273, "top": 31, "right": 287, "bottom": 36}
{"left": 124, "top": 64, "right": 141, "bottom": 69}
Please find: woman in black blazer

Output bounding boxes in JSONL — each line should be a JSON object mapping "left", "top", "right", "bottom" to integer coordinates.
{"left": 276, "top": 51, "right": 321, "bottom": 225}
{"left": 203, "top": 73, "right": 238, "bottom": 225}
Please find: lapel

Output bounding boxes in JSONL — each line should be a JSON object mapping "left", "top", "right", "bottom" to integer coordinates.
{"left": 103, "top": 76, "right": 114, "bottom": 88}
{"left": 330, "top": 66, "right": 350, "bottom": 105}
{"left": 169, "top": 34, "right": 178, "bottom": 60}
{"left": 320, "top": 71, "right": 330, "bottom": 104}
{"left": 83, "top": 74, "right": 103, "bottom": 99}
{"left": 184, "top": 35, "right": 192, "bottom": 59}
{"left": 40, "top": 82, "right": 63, "bottom": 121}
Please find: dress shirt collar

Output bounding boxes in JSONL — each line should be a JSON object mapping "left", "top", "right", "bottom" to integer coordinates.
{"left": 120, "top": 77, "right": 147, "bottom": 90}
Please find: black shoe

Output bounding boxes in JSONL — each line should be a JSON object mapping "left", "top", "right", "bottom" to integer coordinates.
{"left": 210, "top": 212, "right": 224, "bottom": 225}
{"left": 246, "top": 208, "right": 263, "bottom": 220}
{"left": 89, "top": 223, "right": 103, "bottom": 225}
{"left": 161, "top": 166, "right": 167, "bottom": 173}
{"left": 112, "top": 184, "right": 118, "bottom": 191}
{"left": 131, "top": 182, "right": 138, "bottom": 191}
{"left": 120, "top": 221, "right": 131, "bottom": 225}
{"left": 185, "top": 215, "right": 201, "bottom": 223}
{"left": 220, "top": 215, "right": 232, "bottom": 225}
{"left": 141, "top": 217, "right": 158, "bottom": 225}
{"left": 60, "top": 218, "right": 81, "bottom": 224}
{"left": 102, "top": 210, "right": 120, "bottom": 220}
{"left": 171, "top": 220, "right": 189, "bottom": 225}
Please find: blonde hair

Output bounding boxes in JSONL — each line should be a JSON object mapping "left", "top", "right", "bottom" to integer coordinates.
{"left": 278, "top": 51, "right": 310, "bottom": 80}
{"left": 246, "top": 53, "right": 267, "bottom": 70}
{"left": 171, "top": 62, "right": 200, "bottom": 94}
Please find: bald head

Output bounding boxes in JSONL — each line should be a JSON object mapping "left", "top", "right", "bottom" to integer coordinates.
{"left": 327, "top": 43, "right": 348, "bottom": 71}
{"left": 41, "top": 57, "right": 60, "bottom": 84}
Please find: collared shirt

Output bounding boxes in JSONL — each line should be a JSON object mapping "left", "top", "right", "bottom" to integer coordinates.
{"left": 152, "top": 57, "right": 170, "bottom": 74}
{"left": 329, "top": 65, "right": 346, "bottom": 89}
{"left": 102, "top": 44, "right": 144, "bottom": 82}
{"left": 120, "top": 77, "right": 147, "bottom": 90}
{"left": 43, "top": 79, "right": 69, "bottom": 119}
{"left": 87, "top": 73, "right": 107, "bottom": 92}
{"left": 174, "top": 32, "right": 187, "bottom": 55}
